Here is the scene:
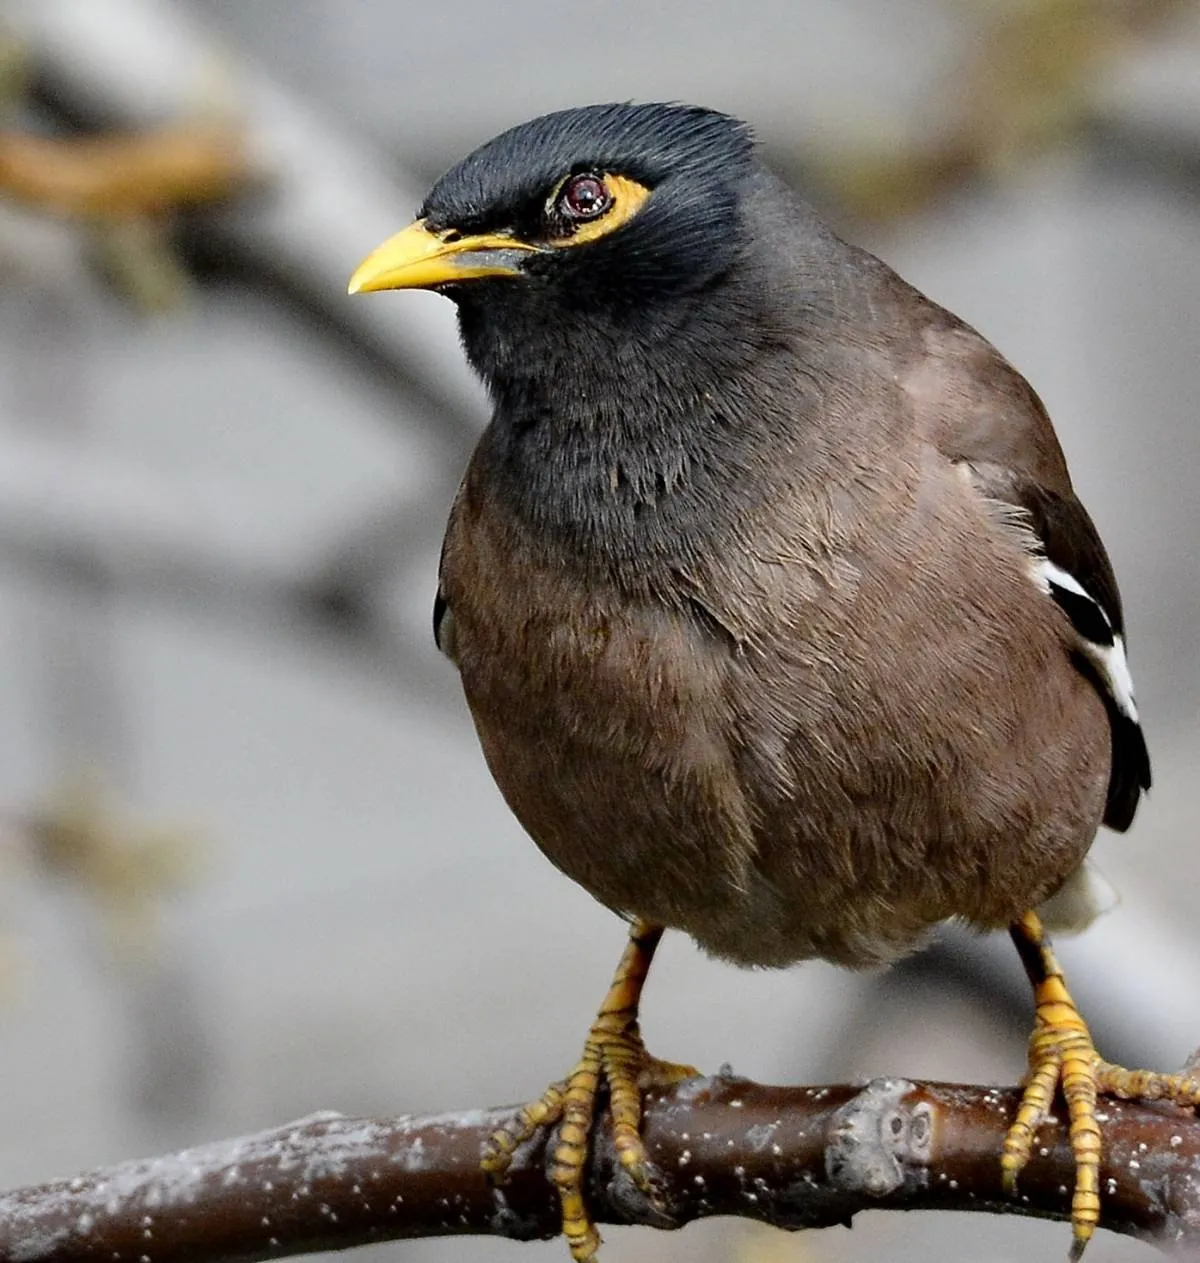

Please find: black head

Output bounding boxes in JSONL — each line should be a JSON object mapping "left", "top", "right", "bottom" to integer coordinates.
{"left": 424, "top": 103, "right": 753, "bottom": 296}
{"left": 349, "top": 103, "right": 765, "bottom": 364}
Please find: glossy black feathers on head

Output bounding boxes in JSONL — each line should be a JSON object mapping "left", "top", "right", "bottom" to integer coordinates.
{"left": 422, "top": 103, "right": 764, "bottom": 320}
{"left": 421, "top": 102, "right": 755, "bottom": 234}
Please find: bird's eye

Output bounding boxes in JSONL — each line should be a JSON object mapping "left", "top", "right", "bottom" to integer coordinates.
{"left": 557, "top": 174, "right": 612, "bottom": 222}
{"left": 543, "top": 172, "right": 651, "bottom": 246}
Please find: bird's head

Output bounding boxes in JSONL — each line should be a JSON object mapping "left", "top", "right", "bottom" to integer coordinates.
{"left": 349, "top": 103, "right": 765, "bottom": 385}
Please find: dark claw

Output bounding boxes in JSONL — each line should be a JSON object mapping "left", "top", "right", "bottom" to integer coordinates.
{"left": 607, "top": 1160, "right": 672, "bottom": 1227}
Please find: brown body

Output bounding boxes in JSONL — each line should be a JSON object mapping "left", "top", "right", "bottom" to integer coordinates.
{"left": 440, "top": 273, "right": 1110, "bottom": 969}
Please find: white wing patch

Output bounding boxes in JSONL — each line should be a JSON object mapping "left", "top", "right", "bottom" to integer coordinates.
{"left": 1040, "top": 560, "right": 1093, "bottom": 605}
{"left": 1033, "top": 558, "right": 1139, "bottom": 724}
{"left": 1089, "top": 633, "right": 1137, "bottom": 722}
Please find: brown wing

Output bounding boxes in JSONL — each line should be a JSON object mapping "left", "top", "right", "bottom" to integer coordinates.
{"left": 905, "top": 309, "right": 1151, "bottom": 831}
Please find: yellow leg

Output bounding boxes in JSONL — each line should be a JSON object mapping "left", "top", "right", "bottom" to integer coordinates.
{"left": 1003, "top": 911, "right": 1200, "bottom": 1259}
{"left": 1094, "top": 1059, "right": 1200, "bottom": 1106}
{"left": 482, "top": 921, "right": 698, "bottom": 1263}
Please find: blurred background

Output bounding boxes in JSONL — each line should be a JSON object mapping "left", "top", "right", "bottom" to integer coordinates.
{"left": 0, "top": 1, "right": 1197, "bottom": 1261}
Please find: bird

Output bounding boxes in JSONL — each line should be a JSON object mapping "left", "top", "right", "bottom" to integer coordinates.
{"left": 349, "top": 101, "right": 1189, "bottom": 1261}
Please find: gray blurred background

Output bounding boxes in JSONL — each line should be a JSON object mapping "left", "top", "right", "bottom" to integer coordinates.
{"left": 0, "top": 2, "right": 1198, "bottom": 1261}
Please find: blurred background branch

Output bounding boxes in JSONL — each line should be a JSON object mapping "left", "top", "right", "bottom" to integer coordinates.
{"left": 809, "top": 0, "right": 1198, "bottom": 218}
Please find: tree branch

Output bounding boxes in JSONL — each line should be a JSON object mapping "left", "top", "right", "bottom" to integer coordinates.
{"left": 0, "top": 125, "right": 250, "bottom": 220}
{"left": 3, "top": 1074, "right": 1199, "bottom": 1261}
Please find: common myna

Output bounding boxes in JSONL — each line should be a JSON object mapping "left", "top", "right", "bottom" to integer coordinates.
{"left": 350, "top": 102, "right": 1184, "bottom": 1260}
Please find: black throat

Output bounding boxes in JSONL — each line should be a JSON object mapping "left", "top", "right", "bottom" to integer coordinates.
{"left": 458, "top": 261, "right": 811, "bottom": 577}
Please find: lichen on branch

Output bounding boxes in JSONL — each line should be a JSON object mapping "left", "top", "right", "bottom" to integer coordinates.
{"left": 2, "top": 1074, "right": 1199, "bottom": 1262}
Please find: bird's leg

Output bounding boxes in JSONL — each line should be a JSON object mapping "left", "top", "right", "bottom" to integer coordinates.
{"left": 1003, "top": 911, "right": 1103, "bottom": 1257}
{"left": 1003, "top": 910, "right": 1200, "bottom": 1259}
{"left": 481, "top": 920, "right": 698, "bottom": 1263}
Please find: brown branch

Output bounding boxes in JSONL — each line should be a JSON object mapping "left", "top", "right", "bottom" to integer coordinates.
{"left": 0, "top": 125, "right": 251, "bottom": 220}
{"left": 809, "top": 0, "right": 1195, "bottom": 219}
{"left": 2, "top": 1075, "right": 1199, "bottom": 1262}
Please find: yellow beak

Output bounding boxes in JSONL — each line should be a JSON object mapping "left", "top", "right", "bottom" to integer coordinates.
{"left": 347, "top": 219, "right": 540, "bottom": 294}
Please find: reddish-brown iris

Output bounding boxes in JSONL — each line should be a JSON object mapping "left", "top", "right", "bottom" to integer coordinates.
{"left": 558, "top": 173, "right": 611, "bottom": 221}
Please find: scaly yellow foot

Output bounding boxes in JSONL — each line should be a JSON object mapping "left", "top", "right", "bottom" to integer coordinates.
{"left": 481, "top": 921, "right": 698, "bottom": 1263}
{"left": 1003, "top": 911, "right": 1200, "bottom": 1259}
